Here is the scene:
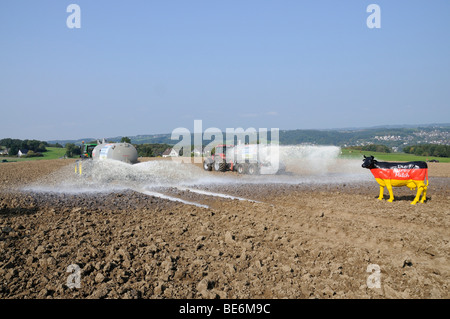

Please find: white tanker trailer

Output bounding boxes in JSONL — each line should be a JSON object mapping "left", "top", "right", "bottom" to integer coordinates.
{"left": 91, "top": 142, "right": 138, "bottom": 163}
{"left": 75, "top": 139, "right": 138, "bottom": 175}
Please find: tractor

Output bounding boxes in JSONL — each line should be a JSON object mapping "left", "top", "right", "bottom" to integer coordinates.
{"left": 203, "top": 144, "right": 284, "bottom": 175}
{"left": 203, "top": 144, "right": 234, "bottom": 172}
{"left": 80, "top": 141, "right": 97, "bottom": 159}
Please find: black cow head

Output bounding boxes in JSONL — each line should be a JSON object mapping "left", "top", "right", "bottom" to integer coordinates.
{"left": 361, "top": 155, "right": 375, "bottom": 169}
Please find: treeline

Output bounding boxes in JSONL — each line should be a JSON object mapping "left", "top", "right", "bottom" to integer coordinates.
{"left": 118, "top": 137, "right": 172, "bottom": 157}
{"left": 134, "top": 143, "right": 171, "bottom": 157}
{"left": 403, "top": 144, "right": 450, "bottom": 157}
{"left": 0, "top": 138, "right": 62, "bottom": 156}
{"left": 347, "top": 144, "right": 391, "bottom": 153}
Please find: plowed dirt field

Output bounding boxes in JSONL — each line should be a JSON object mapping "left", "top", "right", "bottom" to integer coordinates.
{"left": 0, "top": 159, "right": 448, "bottom": 299}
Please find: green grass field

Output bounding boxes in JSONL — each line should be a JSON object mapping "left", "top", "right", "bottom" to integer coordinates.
{"left": 0, "top": 147, "right": 69, "bottom": 162}
{"left": 340, "top": 148, "right": 450, "bottom": 163}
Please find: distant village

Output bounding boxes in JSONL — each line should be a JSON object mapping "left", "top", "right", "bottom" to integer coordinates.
{"left": 341, "top": 129, "right": 450, "bottom": 152}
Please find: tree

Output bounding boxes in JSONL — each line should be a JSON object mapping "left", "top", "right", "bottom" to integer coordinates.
{"left": 37, "top": 143, "right": 47, "bottom": 152}
{"left": 136, "top": 144, "right": 153, "bottom": 157}
{"left": 65, "top": 143, "right": 81, "bottom": 158}
{"left": 9, "top": 145, "right": 19, "bottom": 156}
{"left": 121, "top": 137, "right": 131, "bottom": 143}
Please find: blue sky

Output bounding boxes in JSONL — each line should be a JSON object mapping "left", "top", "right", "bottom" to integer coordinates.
{"left": 1, "top": 0, "right": 449, "bottom": 140}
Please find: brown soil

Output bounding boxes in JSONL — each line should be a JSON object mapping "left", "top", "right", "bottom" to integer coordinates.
{"left": 0, "top": 159, "right": 449, "bottom": 299}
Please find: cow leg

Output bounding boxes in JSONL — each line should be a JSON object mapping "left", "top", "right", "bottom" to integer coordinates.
{"left": 411, "top": 186, "right": 423, "bottom": 205}
{"left": 378, "top": 185, "right": 384, "bottom": 200}
{"left": 420, "top": 186, "right": 427, "bottom": 203}
{"left": 385, "top": 180, "right": 394, "bottom": 202}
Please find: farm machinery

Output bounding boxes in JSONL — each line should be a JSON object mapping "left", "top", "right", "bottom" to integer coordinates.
{"left": 75, "top": 139, "right": 138, "bottom": 175}
{"left": 203, "top": 144, "right": 284, "bottom": 175}
{"left": 80, "top": 141, "right": 97, "bottom": 159}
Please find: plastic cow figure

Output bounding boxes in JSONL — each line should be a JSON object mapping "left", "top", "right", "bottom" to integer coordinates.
{"left": 362, "top": 155, "right": 428, "bottom": 205}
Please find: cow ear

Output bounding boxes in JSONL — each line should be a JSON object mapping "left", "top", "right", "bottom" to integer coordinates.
{"left": 363, "top": 155, "right": 366, "bottom": 158}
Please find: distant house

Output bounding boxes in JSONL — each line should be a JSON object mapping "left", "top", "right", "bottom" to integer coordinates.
{"left": 162, "top": 148, "right": 179, "bottom": 157}
{"left": 0, "top": 148, "right": 8, "bottom": 155}
{"left": 17, "top": 149, "right": 29, "bottom": 157}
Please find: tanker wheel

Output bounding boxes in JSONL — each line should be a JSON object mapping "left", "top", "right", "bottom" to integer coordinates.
{"left": 203, "top": 161, "right": 212, "bottom": 171}
{"left": 248, "top": 164, "right": 259, "bottom": 175}
{"left": 237, "top": 164, "right": 246, "bottom": 174}
{"left": 214, "top": 161, "right": 226, "bottom": 172}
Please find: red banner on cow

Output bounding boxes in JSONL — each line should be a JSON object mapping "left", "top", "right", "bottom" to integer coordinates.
{"left": 370, "top": 168, "right": 428, "bottom": 181}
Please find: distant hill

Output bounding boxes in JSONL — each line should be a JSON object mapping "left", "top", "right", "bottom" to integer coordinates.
{"left": 328, "top": 123, "right": 450, "bottom": 130}
{"left": 47, "top": 134, "right": 175, "bottom": 146}
{"left": 279, "top": 124, "right": 450, "bottom": 150}
{"left": 47, "top": 123, "right": 450, "bottom": 151}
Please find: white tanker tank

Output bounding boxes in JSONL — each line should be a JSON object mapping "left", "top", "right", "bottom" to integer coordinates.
{"left": 92, "top": 142, "right": 138, "bottom": 164}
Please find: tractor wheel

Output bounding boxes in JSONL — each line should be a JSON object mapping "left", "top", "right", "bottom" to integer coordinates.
{"left": 214, "top": 161, "right": 226, "bottom": 172}
{"left": 203, "top": 161, "right": 212, "bottom": 171}
{"left": 248, "top": 164, "right": 259, "bottom": 175}
{"left": 237, "top": 164, "right": 246, "bottom": 174}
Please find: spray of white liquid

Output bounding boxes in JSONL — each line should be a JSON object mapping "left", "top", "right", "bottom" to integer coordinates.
{"left": 23, "top": 145, "right": 371, "bottom": 195}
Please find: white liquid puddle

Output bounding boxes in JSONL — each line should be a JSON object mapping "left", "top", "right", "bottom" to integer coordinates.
{"left": 134, "top": 189, "right": 210, "bottom": 209}
{"left": 176, "top": 186, "right": 262, "bottom": 203}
